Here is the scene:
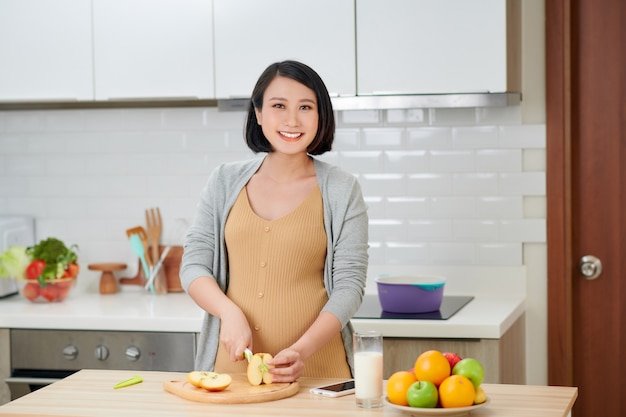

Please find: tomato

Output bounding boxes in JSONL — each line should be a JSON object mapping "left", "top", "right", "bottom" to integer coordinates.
{"left": 25, "top": 260, "right": 46, "bottom": 280}
{"left": 40, "top": 283, "right": 59, "bottom": 302}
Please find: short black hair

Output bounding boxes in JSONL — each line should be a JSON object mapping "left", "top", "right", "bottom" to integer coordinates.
{"left": 244, "top": 60, "right": 335, "bottom": 155}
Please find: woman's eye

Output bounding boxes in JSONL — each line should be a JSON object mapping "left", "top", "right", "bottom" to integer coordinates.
{"left": 272, "top": 103, "right": 285, "bottom": 109}
{"left": 300, "top": 105, "right": 312, "bottom": 110}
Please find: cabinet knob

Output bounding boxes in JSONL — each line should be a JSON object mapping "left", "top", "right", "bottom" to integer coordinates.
{"left": 63, "top": 345, "right": 78, "bottom": 360}
{"left": 125, "top": 346, "right": 141, "bottom": 361}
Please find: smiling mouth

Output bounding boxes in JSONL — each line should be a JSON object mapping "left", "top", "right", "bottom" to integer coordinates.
{"left": 280, "top": 131, "right": 302, "bottom": 140}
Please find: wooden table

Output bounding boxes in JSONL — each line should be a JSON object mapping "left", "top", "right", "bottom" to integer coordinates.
{"left": 0, "top": 369, "right": 577, "bottom": 417}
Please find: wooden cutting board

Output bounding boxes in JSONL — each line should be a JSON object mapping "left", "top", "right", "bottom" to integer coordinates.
{"left": 163, "top": 374, "right": 300, "bottom": 404}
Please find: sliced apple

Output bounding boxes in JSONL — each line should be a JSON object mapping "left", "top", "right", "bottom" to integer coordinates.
{"left": 200, "top": 372, "right": 232, "bottom": 392}
{"left": 187, "top": 371, "right": 218, "bottom": 388}
{"left": 246, "top": 353, "right": 274, "bottom": 386}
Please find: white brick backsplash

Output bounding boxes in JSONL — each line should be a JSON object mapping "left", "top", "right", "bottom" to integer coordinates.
{"left": 407, "top": 220, "right": 453, "bottom": 241}
{"left": 360, "top": 173, "right": 405, "bottom": 196}
{"left": 476, "top": 196, "right": 523, "bottom": 218}
{"left": 430, "top": 243, "right": 475, "bottom": 264}
{"left": 476, "top": 106, "right": 522, "bottom": 125}
{"left": 384, "top": 150, "right": 427, "bottom": 172}
{"left": 454, "top": 220, "right": 499, "bottom": 241}
{"left": 452, "top": 126, "right": 499, "bottom": 148}
{"left": 385, "top": 242, "right": 430, "bottom": 265}
{"left": 430, "top": 197, "right": 476, "bottom": 218}
{"left": 454, "top": 173, "right": 499, "bottom": 195}
{"left": 333, "top": 129, "right": 361, "bottom": 150}
{"left": 407, "top": 174, "right": 454, "bottom": 196}
{"left": 500, "top": 219, "right": 547, "bottom": 242}
{"left": 386, "top": 197, "right": 428, "bottom": 218}
{"left": 407, "top": 127, "right": 453, "bottom": 148}
{"left": 340, "top": 151, "right": 384, "bottom": 173}
{"left": 476, "top": 149, "right": 522, "bottom": 172}
{"left": 476, "top": 243, "right": 522, "bottom": 265}
{"left": 368, "top": 220, "right": 407, "bottom": 241}
{"left": 500, "top": 172, "right": 546, "bottom": 195}
{"left": 341, "top": 110, "right": 381, "bottom": 124}
{"left": 499, "top": 124, "right": 546, "bottom": 148}
{"left": 430, "top": 150, "right": 474, "bottom": 172}
{"left": 0, "top": 107, "right": 546, "bottom": 268}
{"left": 362, "top": 128, "right": 404, "bottom": 148}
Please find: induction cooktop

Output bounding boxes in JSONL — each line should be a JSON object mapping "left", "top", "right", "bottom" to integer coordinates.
{"left": 352, "top": 294, "right": 474, "bottom": 320}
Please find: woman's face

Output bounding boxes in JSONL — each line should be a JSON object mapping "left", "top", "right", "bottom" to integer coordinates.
{"left": 254, "top": 76, "right": 319, "bottom": 155}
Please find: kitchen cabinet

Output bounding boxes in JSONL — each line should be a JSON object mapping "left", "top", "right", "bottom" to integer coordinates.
{"left": 356, "top": 0, "right": 520, "bottom": 95}
{"left": 213, "top": 0, "right": 355, "bottom": 98}
{"left": 92, "top": 0, "right": 214, "bottom": 100}
{"left": 381, "top": 313, "right": 525, "bottom": 384}
{"left": 0, "top": 0, "right": 93, "bottom": 102}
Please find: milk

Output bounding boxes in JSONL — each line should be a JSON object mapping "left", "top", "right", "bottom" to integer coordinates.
{"left": 354, "top": 351, "right": 383, "bottom": 400}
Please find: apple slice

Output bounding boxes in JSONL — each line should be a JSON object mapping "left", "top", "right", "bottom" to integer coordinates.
{"left": 187, "top": 371, "right": 218, "bottom": 388}
{"left": 246, "top": 353, "right": 274, "bottom": 386}
{"left": 200, "top": 373, "right": 232, "bottom": 392}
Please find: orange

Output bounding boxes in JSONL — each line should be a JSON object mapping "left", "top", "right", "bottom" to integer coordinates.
{"left": 386, "top": 371, "right": 417, "bottom": 406}
{"left": 438, "top": 375, "right": 475, "bottom": 408}
{"left": 413, "top": 350, "right": 451, "bottom": 387}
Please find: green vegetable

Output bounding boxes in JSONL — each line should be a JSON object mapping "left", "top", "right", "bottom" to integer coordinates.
{"left": 0, "top": 246, "right": 31, "bottom": 281}
{"left": 26, "top": 238, "right": 79, "bottom": 283}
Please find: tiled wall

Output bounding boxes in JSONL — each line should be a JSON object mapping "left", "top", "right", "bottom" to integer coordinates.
{"left": 0, "top": 105, "right": 545, "bottom": 287}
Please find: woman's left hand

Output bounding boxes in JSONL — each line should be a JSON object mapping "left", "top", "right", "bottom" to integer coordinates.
{"left": 265, "top": 348, "right": 304, "bottom": 383}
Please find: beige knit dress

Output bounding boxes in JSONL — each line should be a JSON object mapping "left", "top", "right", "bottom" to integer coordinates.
{"left": 213, "top": 186, "right": 351, "bottom": 378}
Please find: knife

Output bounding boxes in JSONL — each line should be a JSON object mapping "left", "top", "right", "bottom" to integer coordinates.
{"left": 244, "top": 348, "right": 253, "bottom": 363}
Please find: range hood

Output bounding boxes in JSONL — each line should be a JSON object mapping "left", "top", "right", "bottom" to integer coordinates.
{"left": 218, "top": 92, "right": 521, "bottom": 112}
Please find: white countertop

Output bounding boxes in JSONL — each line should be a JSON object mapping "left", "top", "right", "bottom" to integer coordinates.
{"left": 0, "top": 285, "right": 525, "bottom": 339}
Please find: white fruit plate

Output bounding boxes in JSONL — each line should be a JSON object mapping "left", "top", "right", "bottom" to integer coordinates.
{"left": 384, "top": 397, "right": 490, "bottom": 417}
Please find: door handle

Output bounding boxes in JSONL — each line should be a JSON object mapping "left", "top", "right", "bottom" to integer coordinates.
{"left": 579, "top": 255, "right": 602, "bottom": 280}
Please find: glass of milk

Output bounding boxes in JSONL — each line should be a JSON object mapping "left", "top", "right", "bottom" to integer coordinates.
{"left": 353, "top": 330, "right": 383, "bottom": 408}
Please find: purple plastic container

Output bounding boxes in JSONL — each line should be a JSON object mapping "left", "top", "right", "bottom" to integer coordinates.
{"left": 376, "top": 276, "right": 446, "bottom": 313}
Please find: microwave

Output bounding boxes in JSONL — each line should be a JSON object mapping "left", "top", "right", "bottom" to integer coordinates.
{"left": 0, "top": 216, "right": 35, "bottom": 298}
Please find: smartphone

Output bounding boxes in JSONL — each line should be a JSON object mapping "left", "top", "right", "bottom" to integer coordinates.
{"left": 309, "top": 379, "right": 355, "bottom": 397}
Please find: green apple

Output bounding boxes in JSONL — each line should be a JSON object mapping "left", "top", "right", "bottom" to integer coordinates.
{"left": 452, "top": 358, "right": 484, "bottom": 388}
{"left": 406, "top": 381, "right": 438, "bottom": 408}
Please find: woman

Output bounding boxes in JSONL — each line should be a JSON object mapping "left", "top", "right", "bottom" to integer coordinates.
{"left": 180, "top": 60, "right": 368, "bottom": 382}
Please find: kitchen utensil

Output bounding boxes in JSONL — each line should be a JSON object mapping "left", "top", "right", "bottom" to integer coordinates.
{"left": 88, "top": 263, "right": 127, "bottom": 295}
{"left": 126, "top": 226, "right": 152, "bottom": 267}
{"left": 376, "top": 275, "right": 446, "bottom": 313}
{"left": 163, "top": 374, "right": 299, "bottom": 404}
{"left": 129, "top": 234, "right": 150, "bottom": 279}
{"left": 244, "top": 348, "right": 253, "bottom": 363}
{"left": 144, "top": 246, "right": 171, "bottom": 292}
{"left": 145, "top": 207, "right": 162, "bottom": 267}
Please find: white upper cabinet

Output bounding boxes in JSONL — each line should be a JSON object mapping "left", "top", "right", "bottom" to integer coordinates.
{"left": 92, "top": 0, "right": 214, "bottom": 100}
{"left": 213, "top": 0, "right": 356, "bottom": 99}
{"left": 0, "top": 0, "right": 93, "bottom": 101}
{"left": 356, "top": 0, "right": 519, "bottom": 95}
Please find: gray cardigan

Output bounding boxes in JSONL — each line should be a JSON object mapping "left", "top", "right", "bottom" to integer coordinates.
{"left": 180, "top": 155, "right": 369, "bottom": 374}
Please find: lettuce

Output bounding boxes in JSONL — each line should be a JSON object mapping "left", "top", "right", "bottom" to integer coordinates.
{"left": 0, "top": 246, "right": 31, "bottom": 281}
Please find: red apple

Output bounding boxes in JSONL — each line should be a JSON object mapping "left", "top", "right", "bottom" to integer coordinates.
{"left": 443, "top": 352, "right": 462, "bottom": 370}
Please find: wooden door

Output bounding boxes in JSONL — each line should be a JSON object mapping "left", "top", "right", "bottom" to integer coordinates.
{"left": 546, "top": 0, "right": 625, "bottom": 416}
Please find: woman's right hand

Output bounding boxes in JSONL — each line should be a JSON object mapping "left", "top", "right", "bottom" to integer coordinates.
{"left": 218, "top": 303, "right": 253, "bottom": 362}
{"left": 187, "top": 277, "right": 253, "bottom": 362}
